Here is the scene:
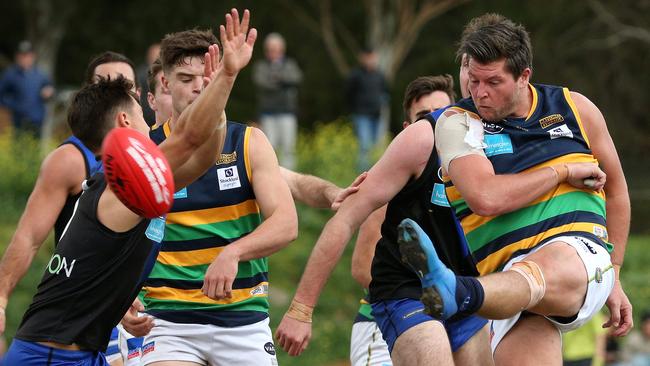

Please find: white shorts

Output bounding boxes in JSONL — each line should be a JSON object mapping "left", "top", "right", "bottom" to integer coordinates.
{"left": 350, "top": 321, "right": 392, "bottom": 366}
{"left": 490, "top": 235, "right": 614, "bottom": 353}
{"left": 117, "top": 324, "right": 144, "bottom": 366}
{"left": 141, "top": 316, "right": 278, "bottom": 366}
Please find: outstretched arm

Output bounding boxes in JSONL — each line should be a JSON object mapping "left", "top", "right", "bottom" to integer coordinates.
{"left": 0, "top": 146, "right": 85, "bottom": 335}
{"left": 162, "top": 9, "right": 257, "bottom": 189}
{"left": 281, "top": 167, "right": 367, "bottom": 210}
{"left": 275, "top": 121, "right": 434, "bottom": 356}
{"left": 351, "top": 205, "right": 386, "bottom": 288}
{"left": 571, "top": 91, "right": 632, "bottom": 336}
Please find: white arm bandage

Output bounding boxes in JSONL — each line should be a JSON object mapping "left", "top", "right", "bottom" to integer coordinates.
{"left": 434, "top": 112, "right": 487, "bottom": 173}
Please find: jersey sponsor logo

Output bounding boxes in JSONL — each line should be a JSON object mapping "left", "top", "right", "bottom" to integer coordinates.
{"left": 548, "top": 124, "right": 573, "bottom": 140}
{"left": 47, "top": 254, "right": 77, "bottom": 277}
{"left": 482, "top": 122, "right": 504, "bottom": 134}
{"left": 431, "top": 183, "right": 450, "bottom": 207}
{"left": 539, "top": 114, "right": 565, "bottom": 129}
{"left": 127, "top": 348, "right": 141, "bottom": 360}
{"left": 216, "top": 151, "right": 237, "bottom": 165}
{"left": 145, "top": 216, "right": 166, "bottom": 243}
{"left": 217, "top": 166, "right": 242, "bottom": 190}
{"left": 483, "top": 134, "right": 514, "bottom": 157}
{"left": 173, "top": 187, "right": 188, "bottom": 199}
{"left": 264, "top": 342, "right": 276, "bottom": 356}
{"left": 250, "top": 283, "right": 269, "bottom": 296}
{"left": 142, "top": 341, "right": 155, "bottom": 355}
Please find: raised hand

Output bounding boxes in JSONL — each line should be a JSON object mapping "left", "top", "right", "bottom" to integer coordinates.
{"left": 202, "top": 44, "right": 221, "bottom": 88}
{"left": 220, "top": 8, "right": 257, "bottom": 77}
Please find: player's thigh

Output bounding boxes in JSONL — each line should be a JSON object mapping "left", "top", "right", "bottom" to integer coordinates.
{"left": 452, "top": 324, "right": 493, "bottom": 366}
{"left": 526, "top": 241, "right": 588, "bottom": 316}
{"left": 207, "top": 317, "right": 278, "bottom": 366}
{"left": 494, "top": 314, "right": 561, "bottom": 366}
{"left": 392, "top": 321, "right": 453, "bottom": 366}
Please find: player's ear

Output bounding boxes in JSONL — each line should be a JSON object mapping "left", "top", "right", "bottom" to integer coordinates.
{"left": 116, "top": 111, "right": 130, "bottom": 128}
{"left": 518, "top": 68, "right": 532, "bottom": 87}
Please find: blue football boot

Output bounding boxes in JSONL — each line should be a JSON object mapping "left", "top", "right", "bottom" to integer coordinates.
{"left": 398, "top": 218, "right": 458, "bottom": 320}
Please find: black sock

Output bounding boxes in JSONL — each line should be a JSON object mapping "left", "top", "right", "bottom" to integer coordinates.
{"left": 455, "top": 276, "right": 484, "bottom": 316}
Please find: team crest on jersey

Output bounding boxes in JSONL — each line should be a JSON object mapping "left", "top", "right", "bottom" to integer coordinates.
{"left": 539, "top": 114, "right": 565, "bottom": 129}
{"left": 217, "top": 166, "right": 242, "bottom": 190}
{"left": 216, "top": 151, "right": 237, "bottom": 165}
{"left": 548, "top": 124, "right": 573, "bottom": 140}
{"left": 482, "top": 121, "right": 504, "bottom": 134}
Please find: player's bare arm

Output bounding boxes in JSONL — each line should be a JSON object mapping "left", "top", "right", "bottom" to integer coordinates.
{"left": 98, "top": 9, "right": 256, "bottom": 232}
{"left": 280, "top": 167, "right": 367, "bottom": 210}
{"left": 437, "top": 110, "right": 606, "bottom": 216}
{"left": 275, "top": 120, "right": 433, "bottom": 356}
{"left": 202, "top": 128, "right": 298, "bottom": 300}
{"left": 0, "top": 146, "right": 85, "bottom": 334}
{"left": 571, "top": 91, "right": 633, "bottom": 336}
{"left": 351, "top": 205, "right": 386, "bottom": 288}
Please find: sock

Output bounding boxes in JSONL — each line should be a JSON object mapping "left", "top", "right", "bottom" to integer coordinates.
{"left": 454, "top": 276, "right": 484, "bottom": 316}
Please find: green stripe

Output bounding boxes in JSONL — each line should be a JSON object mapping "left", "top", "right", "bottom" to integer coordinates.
{"left": 450, "top": 198, "right": 469, "bottom": 215}
{"left": 466, "top": 191, "right": 606, "bottom": 251}
{"left": 143, "top": 296, "right": 269, "bottom": 313}
{"left": 164, "top": 213, "right": 262, "bottom": 241}
{"left": 358, "top": 302, "right": 374, "bottom": 320}
{"left": 149, "top": 258, "right": 268, "bottom": 281}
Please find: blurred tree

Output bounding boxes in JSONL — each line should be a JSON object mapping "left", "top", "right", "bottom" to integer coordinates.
{"left": 279, "top": 0, "right": 469, "bottom": 82}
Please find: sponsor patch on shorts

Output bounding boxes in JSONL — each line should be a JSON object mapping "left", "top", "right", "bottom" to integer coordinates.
{"left": 264, "top": 342, "right": 276, "bottom": 355}
{"left": 142, "top": 341, "right": 155, "bottom": 355}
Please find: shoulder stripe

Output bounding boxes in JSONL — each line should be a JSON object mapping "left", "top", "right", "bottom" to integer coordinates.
{"left": 244, "top": 127, "right": 252, "bottom": 181}
{"left": 563, "top": 88, "right": 591, "bottom": 148}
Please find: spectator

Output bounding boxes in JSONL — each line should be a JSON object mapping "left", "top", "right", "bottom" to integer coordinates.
{"left": 0, "top": 41, "right": 54, "bottom": 138}
{"left": 253, "top": 32, "right": 302, "bottom": 169}
{"left": 345, "top": 47, "right": 388, "bottom": 172}
{"left": 621, "top": 311, "right": 650, "bottom": 365}
{"left": 137, "top": 42, "right": 161, "bottom": 126}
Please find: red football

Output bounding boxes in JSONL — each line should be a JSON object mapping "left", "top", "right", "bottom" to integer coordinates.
{"left": 102, "top": 128, "right": 174, "bottom": 218}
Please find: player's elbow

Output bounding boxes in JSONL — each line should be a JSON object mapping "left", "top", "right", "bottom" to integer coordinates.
{"left": 466, "top": 193, "right": 503, "bottom": 217}
{"left": 280, "top": 209, "right": 299, "bottom": 244}
{"left": 351, "top": 267, "right": 371, "bottom": 288}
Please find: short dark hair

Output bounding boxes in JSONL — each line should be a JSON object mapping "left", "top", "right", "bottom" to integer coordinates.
{"left": 147, "top": 58, "right": 163, "bottom": 93}
{"left": 457, "top": 13, "right": 532, "bottom": 78}
{"left": 160, "top": 29, "right": 217, "bottom": 73}
{"left": 403, "top": 75, "right": 456, "bottom": 122}
{"left": 68, "top": 76, "right": 138, "bottom": 152}
{"left": 84, "top": 51, "right": 138, "bottom": 88}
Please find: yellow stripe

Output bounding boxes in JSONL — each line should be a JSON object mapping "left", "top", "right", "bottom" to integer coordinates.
{"left": 525, "top": 84, "right": 538, "bottom": 121}
{"left": 563, "top": 88, "right": 590, "bottom": 148}
{"left": 144, "top": 282, "right": 269, "bottom": 305}
{"left": 158, "top": 246, "right": 224, "bottom": 266}
{"left": 166, "top": 199, "right": 260, "bottom": 226}
{"left": 244, "top": 127, "right": 252, "bottom": 181}
{"left": 476, "top": 222, "right": 608, "bottom": 275}
{"left": 163, "top": 119, "right": 172, "bottom": 137}
{"left": 449, "top": 153, "right": 605, "bottom": 234}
